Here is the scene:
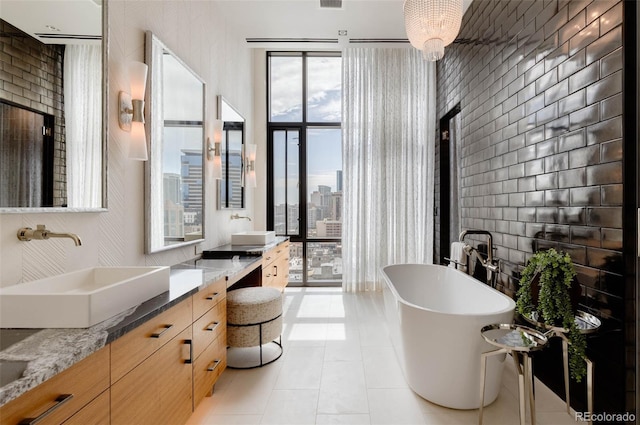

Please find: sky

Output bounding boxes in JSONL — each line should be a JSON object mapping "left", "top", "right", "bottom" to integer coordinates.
{"left": 270, "top": 55, "right": 343, "bottom": 205}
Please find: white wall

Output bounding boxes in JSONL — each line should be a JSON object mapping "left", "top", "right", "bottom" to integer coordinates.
{"left": 0, "top": 1, "right": 256, "bottom": 286}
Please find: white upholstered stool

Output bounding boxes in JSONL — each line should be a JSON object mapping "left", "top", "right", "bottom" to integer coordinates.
{"left": 226, "top": 286, "right": 283, "bottom": 368}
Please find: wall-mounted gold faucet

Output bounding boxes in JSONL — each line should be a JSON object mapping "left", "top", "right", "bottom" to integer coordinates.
{"left": 17, "top": 224, "right": 82, "bottom": 246}
{"left": 230, "top": 214, "right": 251, "bottom": 221}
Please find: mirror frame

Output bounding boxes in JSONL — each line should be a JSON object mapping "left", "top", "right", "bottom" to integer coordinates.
{"left": 216, "top": 95, "right": 245, "bottom": 210}
{"left": 0, "top": 1, "right": 108, "bottom": 213}
{"left": 144, "top": 31, "right": 206, "bottom": 254}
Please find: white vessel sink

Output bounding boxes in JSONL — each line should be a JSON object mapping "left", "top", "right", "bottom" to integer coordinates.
{"left": 231, "top": 231, "right": 276, "bottom": 246}
{"left": 0, "top": 266, "right": 170, "bottom": 328}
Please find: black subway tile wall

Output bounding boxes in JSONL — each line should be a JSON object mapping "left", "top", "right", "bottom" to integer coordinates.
{"left": 435, "top": 0, "right": 631, "bottom": 414}
{"left": 0, "top": 20, "right": 66, "bottom": 205}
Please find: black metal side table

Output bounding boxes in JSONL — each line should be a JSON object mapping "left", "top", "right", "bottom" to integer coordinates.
{"left": 479, "top": 323, "right": 549, "bottom": 425}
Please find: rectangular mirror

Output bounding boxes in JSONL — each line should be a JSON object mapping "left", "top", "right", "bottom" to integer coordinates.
{"left": 0, "top": 0, "right": 107, "bottom": 212}
{"left": 217, "top": 95, "right": 245, "bottom": 209}
{"left": 145, "top": 31, "right": 206, "bottom": 253}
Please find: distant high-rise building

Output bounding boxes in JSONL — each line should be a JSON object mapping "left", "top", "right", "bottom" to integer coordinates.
{"left": 330, "top": 192, "right": 342, "bottom": 221}
{"left": 164, "top": 173, "right": 181, "bottom": 205}
{"left": 318, "top": 185, "right": 331, "bottom": 195}
{"left": 316, "top": 219, "right": 342, "bottom": 238}
{"left": 181, "top": 149, "right": 203, "bottom": 212}
{"left": 336, "top": 170, "right": 343, "bottom": 192}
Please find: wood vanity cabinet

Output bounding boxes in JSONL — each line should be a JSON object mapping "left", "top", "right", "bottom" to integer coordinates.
{"left": 191, "top": 278, "right": 227, "bottom": 410}
{"left": 111, "top": 298, "right": 194, "bottom": 425}
{"left": 62, "top": 390, "right": 110, "bottom": 425}
{"left": 0, "top": 346, "right": 109, "bottom": 425}
{"left": 1, "top": 272, "right": 236, "bottom": 425}
{"left": 262, "top": 241, "right": 290, "bottom": 292}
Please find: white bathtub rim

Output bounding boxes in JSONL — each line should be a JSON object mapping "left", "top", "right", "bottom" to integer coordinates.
{"left": 380, "top": 263, "right": 516, "bottom": 317}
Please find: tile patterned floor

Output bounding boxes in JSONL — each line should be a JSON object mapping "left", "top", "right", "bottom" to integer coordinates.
{"left": 187, "top": 287, "right": 578, "bottom": 424}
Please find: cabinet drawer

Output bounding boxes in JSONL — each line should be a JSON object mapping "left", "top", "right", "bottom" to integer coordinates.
{"left": 193, "top": 332, "right": 227, "bottom": 409}
{"left": 111, "top": 327, "right": 193, "bottom": 425}
{"left": 193, "top": 298, "right": 226, "bottom": 359}
{"left": 274, "top": 254, "right": 289, "bottom": 280}
{"left": 0, "top": 346, "right": 109, "bottom": 425}
{"left": 62, "top": 390, "right": 109, "bottom": 425}
{"left": 274, "top": 241, "right": 290, "bottom": 258}
{"left": 262, "top": 246, "right": 278, "bottom": 267}
{"left": 193, "top": 278, "right": 226, "bottom": 321}
{"left": 111, "top": 297, "right": 192, "bottom": 384}
{"left": 262, "top": 264, "right": 275, "bottom": 287}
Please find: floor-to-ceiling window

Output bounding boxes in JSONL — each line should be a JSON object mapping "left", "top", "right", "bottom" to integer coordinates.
{"left": 267, "top": 52, "right": 342, "bottom": 286}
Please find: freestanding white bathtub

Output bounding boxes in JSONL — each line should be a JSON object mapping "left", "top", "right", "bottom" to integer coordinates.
{"left": 381, "top": 264, "right": 516, "bottom": 409}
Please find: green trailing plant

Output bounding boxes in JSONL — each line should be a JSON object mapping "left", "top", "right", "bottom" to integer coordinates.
{"left": 516, "top": 248, "right": 587, "bottom": 382}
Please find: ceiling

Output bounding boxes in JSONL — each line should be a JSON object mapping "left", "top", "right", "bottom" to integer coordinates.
{"left": 0, "top": 0, "right": 472, "bottom": 48}
{"left": 214, "top": 0, "right": 474, "bottom": 49}
{"left": 1, "top": 0, "right": 101, "bottom": 45}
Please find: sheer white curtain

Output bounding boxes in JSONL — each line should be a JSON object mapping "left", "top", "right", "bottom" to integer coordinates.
{"left": 64, "top": 45, "right": 102, "bottom": 207}
{"left": 342, "top": 48, "right": 436, "bottom": 292}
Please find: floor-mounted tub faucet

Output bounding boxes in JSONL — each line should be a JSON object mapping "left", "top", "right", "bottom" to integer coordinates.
{"left": 17, "top": 224, "right": 82, "bottom": 246}
{"left": 459, "top": 229, "right": 498, "bottom": 285}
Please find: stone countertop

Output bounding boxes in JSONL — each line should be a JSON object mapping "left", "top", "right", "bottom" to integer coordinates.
{"left": 201, "top": 236, "right": 289, "bottom": 258}
{"left": 0, "top": 256, "right": 262, "bottom": 407}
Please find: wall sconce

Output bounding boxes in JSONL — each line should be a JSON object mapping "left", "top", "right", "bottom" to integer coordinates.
{"left": 118, "top": 62, "right": 148, "bottom": 160}
{"left": 207, "top": 119, "right": 223, "bottom": 179}
{"left": 244, "top": 143, "right": 257, "bottom": 188}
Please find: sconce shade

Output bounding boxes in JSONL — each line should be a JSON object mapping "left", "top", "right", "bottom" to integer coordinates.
{"left": 245, "top": 143, "right": 257, "bottom": 162}
{"left": 129, "top": 121, "right": 148, "bottom": 161}
{"left": 129, "top": 62, "right": 148, "bottom": 100}
{"left": 404, "top": 0, "right": 463, "bottom": 61}
{"left": 213, "top": 119, "right": 223, "bottom": 144}
{"left": 246, "top": 169, "right": 257, "bottom": 188}
{"left": 213, "top": 154, "right": 222, "bottom": 179}
{"left": 244, "top": 143, "right": 257, "bottom": 188}
{"left": 119, "top": 61, "right": 149, "bottom": 160}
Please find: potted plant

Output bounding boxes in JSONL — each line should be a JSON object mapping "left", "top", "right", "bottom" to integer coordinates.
{"left": 516, "top": 248, "right": 586, "bottom": 382}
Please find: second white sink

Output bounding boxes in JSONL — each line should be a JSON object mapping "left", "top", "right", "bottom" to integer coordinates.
{"left": 231, "top": 231, "right": 276, "bottom": 246}
{"left": 0, "top": 266, "right": 170, "bottom": 328}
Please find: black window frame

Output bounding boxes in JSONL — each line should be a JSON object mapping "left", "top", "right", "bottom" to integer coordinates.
{"left": 266, "top": 51, "right": 342, "bottom": 286}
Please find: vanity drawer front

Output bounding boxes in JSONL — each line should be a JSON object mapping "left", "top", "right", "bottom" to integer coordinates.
{"left": 274, "top": 241, "right": 290, "bottom": 259}
{"left": 111, "top": 297, "right": 192, "bottom": 384}
{"left": 62, "top": 389, "right": 109, "bottom": 425}
{"left": 0, "top": 346, "right": 109, "bottom": 425}
{"left": 262, "top": 265, "right": 275, "bottom": 288}
{"left": 193, "top": 278, "right": 226, "bottom": 320}
{"left": 193, "top": 332, "right": 226, "bottom": 409}
{"left": 193, "top": 298, "right": 226, "bottom": 359}
{"left": 275, "top": 254, "right": 290, "bottom": 288}
{"left": 262, "top": 246, "right": 279, "bottom": 267}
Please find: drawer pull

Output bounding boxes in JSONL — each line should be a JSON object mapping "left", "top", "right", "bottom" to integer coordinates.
{"left": 207, "top": 359, "right": 221, "bottom": 372}
{"left": 274, "top": 265, "right": 278, "bottom": 276}
{"left": 185, "top": 339, "right": 193, "bottom": 364}
{"left": 151, "top": 324, "right": 173, "bottom": 338}
{"left": 205, "top": 292, "right": 219, "bottom": 301}
{"left": 205, "top": 321, "right": 220, "bottom": 332}
{"left": 19, "top": 394, "right": 74, "bottom": 425}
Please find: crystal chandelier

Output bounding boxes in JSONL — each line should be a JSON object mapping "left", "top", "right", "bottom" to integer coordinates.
{"left": 404, "top": 0, "right": 463, "bottom": 61}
